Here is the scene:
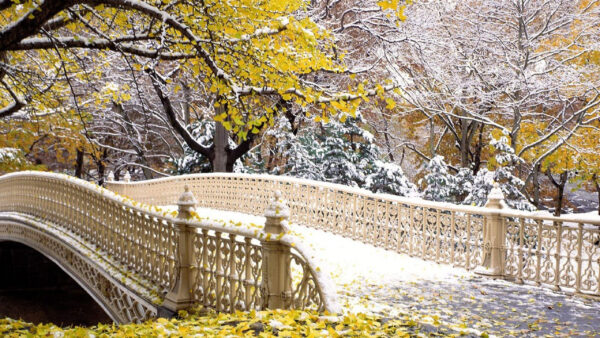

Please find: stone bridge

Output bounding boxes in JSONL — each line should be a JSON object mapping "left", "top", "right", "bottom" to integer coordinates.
{"left": 107, "top": 172, "right": 600, "bottom": 301}
{"left": 0, "top": 172, "right": 336, "bottom": 323}
{"left": 2, "top": 171, "right": 599, "bottom": 323}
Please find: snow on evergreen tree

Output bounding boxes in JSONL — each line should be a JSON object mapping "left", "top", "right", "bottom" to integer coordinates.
{"left": 421, "top": 156, "right": 475, "bottom": 203}
{"left": 490, "top": 136, "right": 536, "bottom": 211}
{"left": 463, "top": 136, "right": 535, "bottom": 211}
{"left": 422, "top": 155, "right": 455, "bottom": 202}
{"left": 451, "top": 167, "right": 474, "bottom": 202}
{"left": 264, "top": 112, "right": 416, "bottom": 196}
{"left": 169, "top": 114, "right": 417, "bottom": 198}
{"left": 320, "top": 113, "right": 379, "bottom": 187}
{"left": 322, "top": 136, "right": 364, "bottom": 187}
{"left": 170, "top": 119, "right": 214, "bottom": 174}
{"left": 284, "top": 134, "right": 323, "bottom": 181}
{"left": 463, "top": 168, "right": 495, "bottom": 207}
{"left": 348, "top": 120, "right": 380, "bottom": 178}
{"left": 365, "top": 160, "right": 418, "bottom": 196}
{"left": 0, "top": 148, "right": 31, "bottom": 172}
{"left": 264, "top": 116, "right": 323, "bottom": 180}
{"left": 232, "top": 155, "right": 254, "bottom": 173}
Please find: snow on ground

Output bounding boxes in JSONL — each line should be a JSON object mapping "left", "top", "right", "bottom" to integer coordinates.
{"left": 177, "top": 207, "right": 600, "bottom": 336}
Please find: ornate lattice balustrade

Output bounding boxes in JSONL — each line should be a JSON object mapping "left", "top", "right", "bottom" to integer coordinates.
{"left": 107, "top": 173, "right": 600, "bottom": 299}
{"left": 501, "top": 213, "right": 600, "bottom": 296}
{"left": 0, "top": 172, "right": 337, "bottom": 324}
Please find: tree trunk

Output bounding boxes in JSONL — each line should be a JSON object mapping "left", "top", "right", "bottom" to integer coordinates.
{"left": 96, "top": 149, "right": 108, "bottom": 185}
{"left": 213, "top": 120, "right": 229, "bottom": 172}
{"left": 399, "top": 148, "right": 405, "bottom": 166}
{"left": 75, "top": 149, "right": 84, "bottom": 178}
{"left": 547, "top": 171, "right": 568, "bottom": 216}
{"left": 381, "top": 115, "right": 394, "bottom": 162}
{"left": 556, "top": 179, "right": 565, "bottom": 217}
{"left": 510, "top": 107, "right": 521, "bottom": 154}
{"left": 472, "top": 123, "right": 484, "bottom": 174}
{"left": 140, "top": 161, "right": 154, "bottom": 180}
{"left": 266, "top": 147, "right": 277, "bottom": 173}
{"left": 459, "top": 120, "right": 470, "bottom": 168}
{"left": 429, "top": 117, "right": 435, "bottom": 156}
{"left": 593, "top": 174, "right": 600, "bottom": 216}
{"left": 183, "top": 83, "right": 191, "bottom": 125}
{"left": 383, "top": 132, "right": 394, "bottom": 162}
{"left": 532, "top": 164, "right": 541, "bottom": 208}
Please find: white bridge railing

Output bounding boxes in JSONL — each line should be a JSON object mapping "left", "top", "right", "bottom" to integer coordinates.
{"left": 0, "top": 172, "right": 338, "bottom": 322}
{"left": 107, "top": 173, "right": 600, "bottom": 299}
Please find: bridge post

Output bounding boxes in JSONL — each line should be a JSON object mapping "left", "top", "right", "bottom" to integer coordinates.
{"left": 261, "top": 191, "right": 292, "bottom": 309}
{"left": 475, "top": 183, "right": 507, "bottom": 277}
{"left": 162, "top": 185, "right": 197, "bottom": 313}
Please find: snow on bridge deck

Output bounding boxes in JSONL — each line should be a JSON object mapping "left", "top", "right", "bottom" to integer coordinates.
{"left": 168, "top": 206, "right": 600, "bottom": 336}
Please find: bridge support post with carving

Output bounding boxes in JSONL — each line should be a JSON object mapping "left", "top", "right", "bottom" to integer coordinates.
{"left": 261, "top": 191, "right": 293, "bottom": 309}
{"left": 475, "top": 183, "right": 507, "bottom": 277}
{"left": 162, "top": 185, "right": 197, "bottom": 313}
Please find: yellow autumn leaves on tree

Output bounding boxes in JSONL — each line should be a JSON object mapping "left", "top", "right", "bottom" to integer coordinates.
{"left": 0, "top": 0, "right": 409, "bottom": 172}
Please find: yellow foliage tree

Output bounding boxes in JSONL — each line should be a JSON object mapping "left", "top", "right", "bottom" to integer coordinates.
{"left": 0, "top": 0, "right": 406, "bottom": 172}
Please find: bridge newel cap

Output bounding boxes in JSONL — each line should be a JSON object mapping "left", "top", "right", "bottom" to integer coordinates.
{"left": 107, "top": 171, "right": 115, "bottom": 182}
{"left": 485, "top": 182, "right": 505, "bottom": 209}
{"left": 123, "top": 171, "right": 131, "bottom": 182}
{"left": 177, "top": 185, "right": 198, "bottom": 208}
{"left": 265, "top": 190, "right": 290, "bottom": 219}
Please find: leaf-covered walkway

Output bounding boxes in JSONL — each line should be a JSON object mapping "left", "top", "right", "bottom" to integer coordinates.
{"left": 293, "top": 224, "right": 600, "bottom": 337}
{"left": 198, "top": 207, "right": 600, "bottom": 336}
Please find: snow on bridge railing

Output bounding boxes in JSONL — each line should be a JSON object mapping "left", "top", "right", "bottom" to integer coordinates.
{"left": 0, "top": 171, "right": 338, "bottom": 321}
{"left": 106, "top": 173, "right": 600, "bottom": 300}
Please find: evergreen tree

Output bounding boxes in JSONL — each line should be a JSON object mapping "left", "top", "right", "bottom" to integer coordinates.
{"left": 451, "top": 167, "right": 474, "bottom": 202}
{"left": 266, "top": 112, "right": 415, "bottom": 196}
{"left": 170, "top": 119, "right": 214, "bottom": 174}
{"left": 320, "top": 113, "right": 379, "bottom": 187}
{"left": 170, "top": 114, "right": 417, "bottom": 199}
{"left": 322, "top": 136, "right": 363, "bottom": 187}
{"left": 491, "top": 137, "right": 535, "bottom": 211}
{"left": 463, "top": 137, "right": 535, "bottom": 211}
{"left": 422, "top": 156, "right": 454, "bottom": 202}
{"left": 463, "top": 168, "right": 495, "bottom": 207}
{"left": 366, "top": 161, "right": 418, "bottom": 196}
{"left": 265, "top": 116, "right": 322, "bottom": 180}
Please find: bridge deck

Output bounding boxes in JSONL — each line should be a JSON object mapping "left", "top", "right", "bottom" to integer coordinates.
{"left": 174, "top": 206, "right": 600, "bottom": 336}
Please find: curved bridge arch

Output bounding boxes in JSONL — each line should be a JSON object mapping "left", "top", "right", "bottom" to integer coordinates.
{"left": 0, "top": 215, "right": 158, "bottom": 323}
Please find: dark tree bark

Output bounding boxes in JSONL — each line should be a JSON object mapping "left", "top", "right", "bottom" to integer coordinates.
{"left": 75, "top": 149, "right": 84, "bottom": 178}
{"left": 94, "top": 148, "right": 108, "bottom": 185}
{"left": 547, "top": 171, "right": 568, "bottom": 216}
{"left": 148, "top": 69, "right": 269, "bottom": 173}
{"left": 532, "top": 163, "right": 541, "bottom": 208}
{"left": 593, "top": 174, "right": 600, "bottom": 216}
{"left": 472, "top": 123, "right": 485, "bottom": 174}
{"left": 213, "top": 119, "right": 228, "bottom": 172}
{"left": 0, "top": 0, "right": 74, "bottom": 51}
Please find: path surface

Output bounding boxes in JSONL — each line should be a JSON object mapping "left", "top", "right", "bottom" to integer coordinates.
{"left": 193, "top": 207, "right": 600, "bottom": 337}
